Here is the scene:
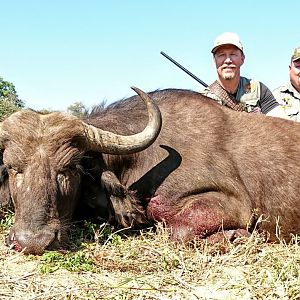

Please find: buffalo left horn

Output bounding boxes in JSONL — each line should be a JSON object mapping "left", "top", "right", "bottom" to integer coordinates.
{"left": 82, "top": 87, "right": 162, "bottom": 154}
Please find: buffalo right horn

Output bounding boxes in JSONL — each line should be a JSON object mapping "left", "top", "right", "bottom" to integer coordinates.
{"left": 82, "top": 87, "right": 162, "bottom": 154}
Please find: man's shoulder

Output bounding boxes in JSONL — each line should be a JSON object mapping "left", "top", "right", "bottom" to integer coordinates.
{"left": 240, "top": 77, "right": 262, "bottom": 94}
{"left": 273, "top": 84, "right": 288, "bottom": 94}
{"left": 238, "top": 77, "right": 261, "bottom": 103}
{"left": 272, "top": 83, "right": 293, "bottom": 102}
{"left": 240, "top": 76, "right": 260, "bottom": 85}
{"left": 272, "top": 82, "right": 300, "bottom": 108}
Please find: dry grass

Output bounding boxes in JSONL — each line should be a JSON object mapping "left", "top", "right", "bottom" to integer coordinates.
{"left": 1, "top": 217, "right": 300, "bottom": 299}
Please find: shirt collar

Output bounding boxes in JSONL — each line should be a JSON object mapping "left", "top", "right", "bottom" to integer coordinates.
{"left": 283, "top": 81, "right": 300, "bottom": 99}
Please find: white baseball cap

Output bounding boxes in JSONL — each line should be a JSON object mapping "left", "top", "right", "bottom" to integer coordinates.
{"left": 211, "top": 32, "right": 244, "bottom": 54}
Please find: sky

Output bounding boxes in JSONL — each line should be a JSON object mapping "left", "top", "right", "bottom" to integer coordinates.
{"left": 0, "top": 1, "right": 299, "bottom": 111}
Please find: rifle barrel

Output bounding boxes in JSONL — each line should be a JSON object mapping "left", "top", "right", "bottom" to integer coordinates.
{"left": 160, "top": 51, "right": 208, "bottom": 88}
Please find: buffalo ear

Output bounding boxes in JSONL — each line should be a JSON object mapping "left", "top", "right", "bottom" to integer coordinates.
{"left": 0, "top": 123, "right": 5, "bottom": 150}
{"left": 0, "top": 150, "right": 8, "bottom": 184}
{"left": 0, "top": 149, "right": 12, "bottom": 215}
{"left": 0, "top": 164, "right": 12, "bottom": 218}
{"left": 0, "top": 164, "right": 8, "bottom": 184}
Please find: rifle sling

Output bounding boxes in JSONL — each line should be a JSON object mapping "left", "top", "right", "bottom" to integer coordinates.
{"left": 209, "top": 81, "right": 245, "bottom": 112}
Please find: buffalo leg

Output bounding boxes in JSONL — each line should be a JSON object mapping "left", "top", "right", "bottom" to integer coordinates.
{"left": 101, "top": 171, "right": 149, "bottom": 227}
{"left": 147, "top": 192, "right": 252, "bottom": 242}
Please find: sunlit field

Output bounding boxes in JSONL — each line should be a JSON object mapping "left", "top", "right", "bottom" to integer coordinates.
{"left": 1, "top": 209, "right": 300, "bottom": 300}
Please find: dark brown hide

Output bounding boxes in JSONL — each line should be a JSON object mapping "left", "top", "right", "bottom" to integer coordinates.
{"left": 87, "top": 89, "right": 300, "bottom": 243}
{"left": 1, "top": 88, "right": 300, "bottom": 255}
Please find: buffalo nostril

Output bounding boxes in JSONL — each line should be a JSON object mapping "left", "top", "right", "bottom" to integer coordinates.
{"left": 8, "top": 232, "right": 23, "bottom": 252}
{"left": 8, "top": 230, "right": 57, "bottom": 255}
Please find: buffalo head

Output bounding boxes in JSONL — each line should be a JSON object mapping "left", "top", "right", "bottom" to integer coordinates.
{"left": 0, "top": 87, "right": 162, "bottom": 254}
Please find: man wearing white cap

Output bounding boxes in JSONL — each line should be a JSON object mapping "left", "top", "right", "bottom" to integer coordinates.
{"left": 200, "top": 32, "right": 284, "bottom": 116}
{"left": 272, "top": 47, "right": 300, "bottom": 121}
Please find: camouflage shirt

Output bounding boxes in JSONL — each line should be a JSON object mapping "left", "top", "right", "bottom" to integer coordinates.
{"left": 272, "top": 81, "right": 300, "bottom": 121}
{"left": 200, "top": 76, "right": 278, "bottom": 114}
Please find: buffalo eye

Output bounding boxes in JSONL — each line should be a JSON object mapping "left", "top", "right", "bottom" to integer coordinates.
{"left": 6, "top": 165, "right": 22, "bottom": 175}
{"left": 57, "top": 164, "right": 81, "bottom": 182}
{"left": 70, "top": 141, "right": 78, "bottom": 148}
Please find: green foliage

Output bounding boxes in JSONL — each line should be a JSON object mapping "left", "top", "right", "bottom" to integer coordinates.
{"left": 69, "top": 220, "right": 99, "bottom": 248}
{"left": 0, "top": 77, "right": 24, "bottom": 108}
{"left": 37, "top": 108, "right": 52, "bottom": 114}
{"left": 98, "top": 224, "right": 114, "bottom": 241}
{"left": 36, "top": 221, "right": 119, "bottom": 274}
{"left": 0, "top": 76, "right": 25, "bottom": 120}
{"left": 0, "top": 97, "right": 20, "bottom": 120}
{"left": 37, "top": 250, "right": 94, "bottom": 274}
{"left": 0, "top": 209, "right": 14, "bottom": 232}
{"left": 67, "top": 101, "right": 89, "bottom": 117}
{"left": 69, "top": 219, "right": 122, "bottom": 249}
{"left": 103, "top": 229, "right": 123, "bottom": 246}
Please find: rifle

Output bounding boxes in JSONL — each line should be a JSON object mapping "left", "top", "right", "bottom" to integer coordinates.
{"left": 160, "top": 51, "right": 208, "bottom": 88}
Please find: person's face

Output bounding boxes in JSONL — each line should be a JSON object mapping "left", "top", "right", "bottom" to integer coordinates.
{"left": 289, "top": 59, "right": 300, "bottom": 92}
{"left": 213, "top": 45, "right": 245, "bottom": 80}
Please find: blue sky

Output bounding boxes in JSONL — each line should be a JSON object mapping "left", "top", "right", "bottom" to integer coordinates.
{"left": 0, "top": 1, "right": 299, "bottom": 111}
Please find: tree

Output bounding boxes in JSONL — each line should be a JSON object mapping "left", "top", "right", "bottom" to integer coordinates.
{"left": 0, "top": 77, "right": 25, "bottom": 120}
{"left": 67, "top": 102, "right": 89, "bottom": 117}
{"left": 0, "top": 99, "right": 20, "bottom": 120}
{"left": 0, "top": 77, "right": 24, "bottom": 108}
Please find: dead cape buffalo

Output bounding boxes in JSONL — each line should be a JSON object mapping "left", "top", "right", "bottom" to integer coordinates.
{"left": 1, "top": 87, "right": 300, "bottom": 255}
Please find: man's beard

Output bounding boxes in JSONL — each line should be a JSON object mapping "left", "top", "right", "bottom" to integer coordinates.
{"left": 221, "top": 72, "right": 235, "bottom": 80}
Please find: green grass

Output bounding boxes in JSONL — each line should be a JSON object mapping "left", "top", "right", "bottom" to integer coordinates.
{"left": 0, "top": 209, "right": 14, "bottom": 231}
{"left": 34, "top": 220, "right": 123, "bottom": 274}
{"left": 37, "top": 250, "right": 95, "bottom": 273}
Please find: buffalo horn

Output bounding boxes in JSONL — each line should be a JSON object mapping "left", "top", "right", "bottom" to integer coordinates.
{"left": 82, "top": 87, "right": 162, "bottom": 154}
